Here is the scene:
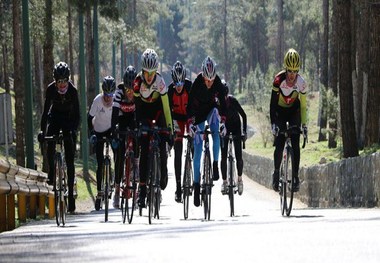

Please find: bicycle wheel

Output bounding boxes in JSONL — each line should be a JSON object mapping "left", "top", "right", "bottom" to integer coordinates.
{"left": 54, "top": 156, "right": 62, "bottom": 226}
{"left": 202, "top": 152, "right": 212, "bottom": 220}
{"left": 148, "top": 155, "right": 154, "bottom": 224}
{"left": 153, "top": 152, "right": 161, "bottom": 220}
{"left": 182, "top": 154, "right": 192, "bottom": 220}
{"left": 60, "top": 170, "right": 67, "bottom": 226}
{"left": 228, "top": 156, "right": 235, "bottom": 217}
{"left": 123, "top": 154, "right": 137, "bottom": 224}
{"left": 284, "top": 147, "right": 295, "bottom": 216}
{"left": 104, "top": 159, "right": 110, "bottom": 222}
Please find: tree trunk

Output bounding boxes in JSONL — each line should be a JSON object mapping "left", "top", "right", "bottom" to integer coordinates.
{"left": 86, "top": 5, "right": 95, "bottom": 105}
{"left": 356, "top": 0, "right": 369, "bottom": 149}
{"left": 365, "top": 3, "right": 380, "bottom": 146}
{"left": 42, "top": 0, "right": 54, "bottom": 173}
{"left": 318, "top": 0, "right": 329, "bottom": 141}
{"left": 328, "top": 0, "right": 339, "bottom": 148}
{"left": 12, "top": 0, "right": 25, "bottom": 166}
{"left": 68, "top": 2, "right": 75, "bottom": 85}
{"left": 33, "top": 38, "right": 43, "bottom": 118}
{"left": 337, "top": 0, "right": 359, "bottom": 158}
{"left": 276, "top": 0, "right": 284, "bottom": 68}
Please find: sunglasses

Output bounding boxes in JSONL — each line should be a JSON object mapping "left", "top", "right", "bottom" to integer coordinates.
{"left": 104, "top": 92, "right": 114, "bottom": 97}
{"left": 175, "top": 81, "right": 184, "bottom": 87}
{"left": 143, "top": 70, "right": 156, "bottom": 77}
{"left": 287, "top": 69, "right": 299, "bottom": 74}
{"left": 57, "top": 79, "right": 68, "bottom": 84}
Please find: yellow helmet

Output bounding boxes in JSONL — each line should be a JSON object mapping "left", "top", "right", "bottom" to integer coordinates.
{"left": 284, "top": 48, "right": 300, "bottom": 71}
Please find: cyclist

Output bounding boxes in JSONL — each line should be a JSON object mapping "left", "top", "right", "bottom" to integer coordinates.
{"left": 168, "top": 61, "right": 192, "bottom": 203}
{"left": 270, "top": 48, "right": 308, "bottom": 192}
{"left": 87, "top": 76, "right": 116, "bottom": 211}
{"left": 220, "top": 79, "right": 247, "bottom": 196}
{"left": 187, "top": 56, "right": 227, "bottom": 207}
{"left": 111, "top": 65, "right": 138, "bottom": 209}
{"left": 39, "top": 61, "right": 80, "bottom": 213}
{"left": 133, "top": 49, "right": 173, "bottom": 208}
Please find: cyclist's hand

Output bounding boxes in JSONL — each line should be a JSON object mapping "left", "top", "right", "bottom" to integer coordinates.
{"left": 37, "top": 131, "right": 44, "bottom": 143}
{"left": 111, "top": 138, "right": 119, "bottom": 149}
{"left": 168, "top": 133, "right": 174, "bottom": 148}
{"left": 242, "top": 132, "right": 247, "bottom": 142}
{"left": 173, "top": 120, "right": 180, "bottom": 133}
{"left": 271, "top": 124, "right": 279, "bottom": 136}
{"left": 219, "top": 122, "right": 227, "bottom": 137}
{"left": 90, "top": 134, "right": 97, "bottom": 145}
{"left": 189, "top": 123, "right": 197, "bottom": 137}
{"left": 302, "top": 125, "right": 308, "bottom": 137}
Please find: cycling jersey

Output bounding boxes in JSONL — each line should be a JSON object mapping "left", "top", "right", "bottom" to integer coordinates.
{"left": 270, "top": 70, "right": 307, "bottom": 125}
{"left": 168, "top": 79, "right": 192, "bottom": 122}
{"left": 133, "top": 72, "right": 172, "bottom": 130}
{"left": 88, "top": 94, "right": 113, "bottom": 133}
{"left": 225, "top": 95, "right": 247, "bottom": 134}
{"left": 187, "top": 73, "right": 226, "bottom": 124}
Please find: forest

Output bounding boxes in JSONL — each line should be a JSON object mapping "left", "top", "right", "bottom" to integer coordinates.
{"left": 0, "top": 0, "right": 379, "bottom": 169}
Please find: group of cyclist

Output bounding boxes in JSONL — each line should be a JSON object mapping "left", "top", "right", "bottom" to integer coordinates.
{"left": 39, "top": 46, "right": 307, "bottom": 215}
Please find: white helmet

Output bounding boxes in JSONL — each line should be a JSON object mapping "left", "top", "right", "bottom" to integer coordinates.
{"left": 141, "top": 48, "right": 159, "bottom": 72}
{"left": 202, "top": 56, "right": 216, "bottom": 80}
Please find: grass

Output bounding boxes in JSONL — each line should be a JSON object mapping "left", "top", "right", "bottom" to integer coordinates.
{"left": 243, "top": 92, "right": 351, "bottom": 168}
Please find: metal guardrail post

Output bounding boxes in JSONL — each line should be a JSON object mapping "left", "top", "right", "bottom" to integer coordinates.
{"left": 0, "top": 194, "right": 6, "bottom": 232}
{"left": 17, "top": 194, "right": 26, "bottom": 223}
{"left": 7, "top": 194, "right": 15, "bottom": 230}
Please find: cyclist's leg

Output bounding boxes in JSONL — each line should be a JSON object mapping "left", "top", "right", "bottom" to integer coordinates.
{"left": 208, "top": 108, "right": 220, "bottom": 180}
{"left": 289, "top": 108, "right": 301, "bottom": 191}
{"left": 174, "top": 123, "right": 184, "bottom": 201}
{"left": 95, "top": 133, "right": 105, "bottom": 193}
{"left": 193, "top": 121, "right": 204, "bottom": 207}
{"left": 220, "top": 136, "right": 228, "bottom": 181}
{"left": 233, "top": 134, "right": 244, "bottom": 194}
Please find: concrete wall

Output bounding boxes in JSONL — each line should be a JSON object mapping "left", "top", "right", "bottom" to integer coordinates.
{"left": 243, "top": 151, "right": 380, "bottom": 208}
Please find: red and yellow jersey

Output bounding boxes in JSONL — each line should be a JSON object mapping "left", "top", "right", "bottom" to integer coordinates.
{"left": 271, "top": 70, "right": 307, "bottom": 125}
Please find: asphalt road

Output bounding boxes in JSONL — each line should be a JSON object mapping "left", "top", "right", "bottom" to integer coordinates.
{"left": 0, "top": 154, "right": 379, "bottom": 263}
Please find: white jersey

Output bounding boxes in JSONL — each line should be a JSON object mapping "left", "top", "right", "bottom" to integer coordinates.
{"left": 89, "top": 94, "right": 113, "bottom": 133}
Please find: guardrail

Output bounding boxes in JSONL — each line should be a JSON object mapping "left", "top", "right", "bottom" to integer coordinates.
{"left": 0, "top": 158, "right": 54, "bottom": 232}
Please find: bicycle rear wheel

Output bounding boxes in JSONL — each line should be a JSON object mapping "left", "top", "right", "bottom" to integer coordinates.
{"left": 148, "top": 155, "right": 154, "bottom": 224}
{"left": 182, "top": 154, "right": 192, "bottom": 220}
{"left": 228, "top": 156, "right": 235, "bottom": 217}
{"left": 123, "top": 156, "right": 137, "bottom": 224}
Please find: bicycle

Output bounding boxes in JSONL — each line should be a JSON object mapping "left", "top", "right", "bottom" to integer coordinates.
{"left": 177, "top": 134, "right": 193, "bottom": 220}
{"left": 118, "top": 128, "right": 139, "bottom": 224}
{"left": 221, "top": 133, "right": 245, "bottom": 217}
{"left": 93, "top": 136, "right": 114, "bottom": 222}
{"left": 276, "top": 122, "right": 307, "bottom": 216}
{"left": 199, "top": 125, "right": 214, "bottom": 221}
{"left": 44, "top": 132, "right": 69, "bottom": 227}
{"left": 140, "top": 120, "right": 171, "bottom": 224}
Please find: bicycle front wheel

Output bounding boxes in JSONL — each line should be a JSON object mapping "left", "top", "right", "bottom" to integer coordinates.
{"left": 104, "top": 159, "right": 110, "bottom": 222}
{"left": 54, "top": 156, "right": 64, "bottom": 226}
{"left": 228, "top": 157, "right": 235, "bottom": 217}
{"left": 280, "top": 147, "right": 295, "bottom": 216}
{"left": 202, "top": 152, "right": 212, "bottom": 220}
{"left": 153, "top": 152, "right": 161, "bottom": 220}
{"left": 183, "top": 154, "right": 193, "bottom": 220}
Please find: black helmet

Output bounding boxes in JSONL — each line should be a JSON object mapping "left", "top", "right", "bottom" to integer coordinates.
{"left": 102, "top": 76, "right": 116, "bottom": 94}
{"left": 221, "top": 79, "right": 229, "bottom": 95}
{"left": 53, "top": 61, "right": 70, "bottom": 80}
{"left": 171, "top": 61, "right": 186, "bottom": 85}
{"left": 123, "top": 65, "right": 137, "bottom": 88}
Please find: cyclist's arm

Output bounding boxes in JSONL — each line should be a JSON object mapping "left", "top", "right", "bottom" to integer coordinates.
{"left": 298, "top": 76, "right": 307, "bottom": 125}
{"left": 161, "top": 93, "right": 173, "bottom": 132}
{"left": 41, "top": 84, "right": 54, "bottom": 132}
{"left": 234, "top": 98, "right": 247, "bottom": 133}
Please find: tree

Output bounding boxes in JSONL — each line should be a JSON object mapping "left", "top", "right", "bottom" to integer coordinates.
{"left": 365, "top": 2, "right": 380, "bottom": 146}
{"left": 336, "top": 0, "right": 358, "bottom": 158}
{"left": 318, "top": 0, "right": 328, "bottom": 142}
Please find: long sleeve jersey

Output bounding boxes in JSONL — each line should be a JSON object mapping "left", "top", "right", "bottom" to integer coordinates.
{"left": 187, "top": 73, "right": 226, "bottom": 124}
{"left": 270, "top": 70, "right": 307, "bottom": 125}
{"left": 167, "top": 78, "right": 192, "bottom": 122}
{"left": 41, "top": 81, "right": 80, "bottom": 132}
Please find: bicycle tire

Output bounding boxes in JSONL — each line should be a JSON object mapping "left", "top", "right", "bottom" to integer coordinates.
{"left": 153, "top": 151, "right": 161, "bottom": 220}
{"left": 285, "top": 147, "right": 295, "bottom": 216}
{"left": 104, "top": 159, "right": 110, "bottom": 222}
{"left": 61, "top": 170, "right": 67, "bottom": 226}
{"left": 202, "top": 151, "right": 212, "bottom": 220}
{"left": 183, "top": 154, "right": 192, "bottom": 220}
{"left": 148, "top": 155, "right": 154, "bottom": 224}
{"left": 123, "top": 154, "right": 137, "bottom": 224}
{"left": 228, "top": 156, "right": 235, "bottom": 217}
{"left": 121, "top": 155, "right": 131, "bottom": 223}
